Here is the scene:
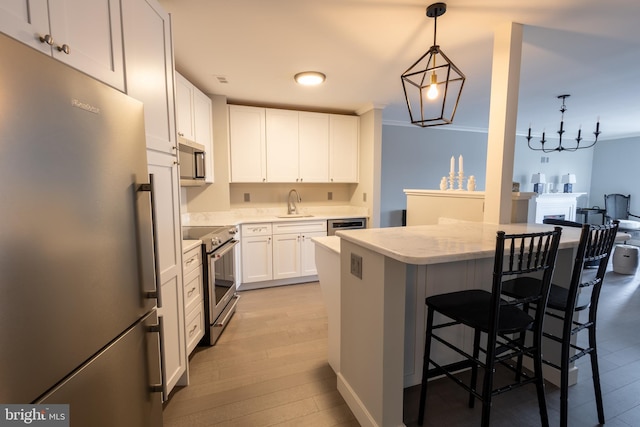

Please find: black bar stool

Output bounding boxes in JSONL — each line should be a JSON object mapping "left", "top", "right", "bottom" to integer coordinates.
{"left": 502, "top": 221, "right": 619, "bottom": 427}
{"left": 417, "top": 227, "right": 563, "bottom": 427}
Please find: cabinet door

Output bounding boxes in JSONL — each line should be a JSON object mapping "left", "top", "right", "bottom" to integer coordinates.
{"left": 48, "top": 0, "right": 125, "bottom": 90}
{"left": 266, "top": 109, "right": 299, "bottom": 182}
{"left": 241, "top": 235, "right": 273, "bottom": 283}
{"left": 329, "top": 114, "right": 359, "bottom": 183}
{"left": 146, "top": 150, "right": 186, "bottom": 399}
{"left": 122, "top": 0, "right": 177, "bottom": 155}
{"left": 175, "top": 72, "right": 195, "bottom": 142}
{"left": 158, "top": 273, "right": 184, "bottom": 400}
{"left": 193, "top": 89, "right": 214, "bottom": 183}
{"left": 299, "top": 112, "right": 329, "bottom": 183}
{"left": 229, "top": 105, "right": 266, "bottom": 182}
{"left": 272, "top": 233, "right": 301, "bottom": 280}
{"left": 0, "top": 0, "right": 50, "bottom": 54}
{"left": 301, "top": 231, "right": 326, "bottom": 276}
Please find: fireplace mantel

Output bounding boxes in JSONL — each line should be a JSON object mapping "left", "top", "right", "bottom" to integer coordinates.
{"left": 531, "top": 193, "right": 587, "bottom": 223}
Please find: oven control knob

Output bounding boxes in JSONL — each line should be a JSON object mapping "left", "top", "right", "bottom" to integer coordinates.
{"left": 212, "top": 237, "right": 221, "bottom": 245}
{"left": 228, "top": 227, "right": 237, "bottom": 235}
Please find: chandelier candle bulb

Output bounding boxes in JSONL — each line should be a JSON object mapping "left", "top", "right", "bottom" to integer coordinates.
{"left": 459, "top": 155, "right": 463, "bottom": 174}
{"left": 450, "top": 156, "right": 454, "bottom": 174}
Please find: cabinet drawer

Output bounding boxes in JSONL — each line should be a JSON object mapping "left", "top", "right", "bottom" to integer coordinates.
{"left": 183, "top": 246, "right": 202, "bottom": 275}
{"left": 272, "top": 221, "right": 327, "bottom": 235}
{"left": 241, "top": 223, "right": 272, "bottom": 237}
{"left": 183, "top": 268, "right": 203, "bottom": 309}
{"left": 185, "top": 303, "right": 204, "bottom": 355}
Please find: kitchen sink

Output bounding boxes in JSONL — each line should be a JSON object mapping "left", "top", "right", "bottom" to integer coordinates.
{"left": 276, "top": 214, "right": 314, "bottom": 218}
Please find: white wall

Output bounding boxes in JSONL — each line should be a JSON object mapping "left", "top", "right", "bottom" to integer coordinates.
{"left": 590, "top": 136, "right": 640, "bottom": 213}
{"left": 380, "top": 126, "right": 488, "bottom": 227}
{"left": 380, "top": 125, "right": 598, "bottom": 227}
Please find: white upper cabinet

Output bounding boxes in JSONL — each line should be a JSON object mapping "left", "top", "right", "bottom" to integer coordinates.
{"left": 193, "top": 89, "right": 214, "bottom": 183}
{"left": 299, "top": 112, "right": 329, "bottom": 182}
{"left": 228, "top": 106, "right": 357, "bottom": 183}
{"left": 175, "top": 73, "right": 196, "bottom": 142}
{"left": 175, "top": 72, "right": 214, "bottom": 183}
{"left": 266, "top": 109, "right": 299, "bottom": 182}
{"left": 121, "top": 0, "right": 176, "bottom": 155}
{"left": 329, "top": 114, "right": 359, "bottom": 183}
{"left": 0, "top": 0, "right": 125, "bottom": 90}
{"left": 229, "top": 105, "right": 267, "bottom": 183}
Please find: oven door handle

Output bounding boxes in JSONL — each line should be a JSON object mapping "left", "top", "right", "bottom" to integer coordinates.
{"left": 212, "top": 239, "right": 238, "bottom": 259}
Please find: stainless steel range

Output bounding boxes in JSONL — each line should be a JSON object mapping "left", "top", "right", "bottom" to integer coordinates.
{"left": 183, "top": 226, "right": 239, "bottom": 345}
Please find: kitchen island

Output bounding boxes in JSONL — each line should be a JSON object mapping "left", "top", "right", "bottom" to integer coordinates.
{"left": 333, "top": 222, "right": 584, "bottom": 427}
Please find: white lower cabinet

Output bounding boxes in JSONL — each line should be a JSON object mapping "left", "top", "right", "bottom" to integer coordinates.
{"left": 182, "top": 244, "right": 204, "bottom": 355}
{"left": 241, "top": 223, "right": 273, "bottom": 284}
{"left": 272, "top": 233, "right": 301, "bottom": 280}
{"left": 241, "top": 221, "right": 326, "bottom": 288}
{"left": 301, "top": 231, "right": 326, "bottom": 276}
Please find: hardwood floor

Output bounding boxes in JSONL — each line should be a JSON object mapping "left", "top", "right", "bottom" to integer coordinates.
{"left": 162, "top": 282, "right": 359, "bottom": 426}
{"left": 164, "top": 258, "right": 640, "bottom": 426}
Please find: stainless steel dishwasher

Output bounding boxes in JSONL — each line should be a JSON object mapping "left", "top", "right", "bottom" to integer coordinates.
{"left": 327, "top": 218, "right": 367, "bottom": 235}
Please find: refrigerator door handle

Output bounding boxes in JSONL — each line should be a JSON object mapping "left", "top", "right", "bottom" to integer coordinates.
{"left": 138, "top": 174, "right": 163, "bottom": 308}
{"left": 149, "top": 316, "right": 168, "bottom": 399}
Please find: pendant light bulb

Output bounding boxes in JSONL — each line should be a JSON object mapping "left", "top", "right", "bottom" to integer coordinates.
{"left": 426, "top": 73, "right": 438, "bottom": 100}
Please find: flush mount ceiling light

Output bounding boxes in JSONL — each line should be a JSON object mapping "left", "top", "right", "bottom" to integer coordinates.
{"left": 401, "top": 2, "right": 466, "bottom": 127}
{"left": 294, "top": 71, "right": 326, "bottom": 86}
{"left": 526, "top": 95, "right": 601, "bottom": 152}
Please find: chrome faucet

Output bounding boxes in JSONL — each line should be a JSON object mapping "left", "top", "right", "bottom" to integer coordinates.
{"left": 287, "top": 189, "right": 301, "bottom": 215}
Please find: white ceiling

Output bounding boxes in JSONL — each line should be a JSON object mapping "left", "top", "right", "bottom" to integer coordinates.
{"left": 158, "top": 0, "right": 640, "bottom": 141}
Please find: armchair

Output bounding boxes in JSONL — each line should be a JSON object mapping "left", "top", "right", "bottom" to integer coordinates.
{"left": 604, "top": 194, "right": 640, "bottom": 242}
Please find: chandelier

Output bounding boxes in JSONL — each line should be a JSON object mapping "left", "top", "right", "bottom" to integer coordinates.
{"left": 401, "top": 3, "right": 465, "bottom": 127}
{"left": 526, "top": 95, "right": 601, "bottom": 152}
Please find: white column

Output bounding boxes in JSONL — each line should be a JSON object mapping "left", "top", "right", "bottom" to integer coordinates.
{"left": 483, "top": 22, "right": 523, "bottom": 224}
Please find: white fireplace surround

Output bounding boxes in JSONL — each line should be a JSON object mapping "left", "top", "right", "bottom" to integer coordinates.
{"left": 530, "top": 193, "right": 587, "bottom": 224}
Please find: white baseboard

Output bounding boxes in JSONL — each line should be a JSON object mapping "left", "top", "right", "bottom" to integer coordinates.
{"left": 336, "top": 373, "right": 407, "bottom": 427}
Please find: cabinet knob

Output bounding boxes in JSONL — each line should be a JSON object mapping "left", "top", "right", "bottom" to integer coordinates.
{"left": 57, "top": 44, "right": 70, "bottom": 54}
{"left": 39, "top": 34, "right": 54, "bottom": 45}
{"left": 178, "top": 132, "right": 184, "bottom": 137}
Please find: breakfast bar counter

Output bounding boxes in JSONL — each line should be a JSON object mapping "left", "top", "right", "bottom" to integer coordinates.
{"left": 333, "top": 222, "right": 584, "bottom": 427}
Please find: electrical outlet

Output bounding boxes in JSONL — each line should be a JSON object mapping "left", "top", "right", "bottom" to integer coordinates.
{"left": 244, "top": 193, "right": 250, "bottom": 202}
{"left": 363, "top": 192, "right": 367, "bottom": 202}
{"left": 350, "top": 253, "right": 363, "bottom": 279}
{"left": 328, "top": 191, "right": 333, "bottom": 200}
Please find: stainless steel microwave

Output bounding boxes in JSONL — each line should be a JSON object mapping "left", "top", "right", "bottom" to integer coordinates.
{"left": 178, "top": 140, "right": 206, "bottom": 186}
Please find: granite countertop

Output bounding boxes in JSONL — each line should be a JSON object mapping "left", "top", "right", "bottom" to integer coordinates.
{"left": 335, "top": 222, "right": 584, "bottom": 265}
{"left": 182, "top": 206, "right": 369, "bottom": 227}
{"left": 182, "top": 239, "right": 201, "bottom": 252}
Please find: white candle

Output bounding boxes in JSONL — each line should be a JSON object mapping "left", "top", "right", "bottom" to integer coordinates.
{"left": 450, "top": 156, "right": 454, "bottom": 174}
{"left": 459, "top": 155, "right": 463, "bottom": 174}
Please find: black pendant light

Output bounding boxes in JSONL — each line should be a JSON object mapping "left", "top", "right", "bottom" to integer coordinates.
{"left": 401, "top": 3, "right": 465, "bottom": 127}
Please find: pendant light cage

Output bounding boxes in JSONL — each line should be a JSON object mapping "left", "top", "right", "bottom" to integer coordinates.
{"left": 401, "top": 3, "right": 465, "bottom": 127}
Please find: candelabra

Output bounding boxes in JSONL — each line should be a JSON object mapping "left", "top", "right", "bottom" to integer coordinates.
{"left": 526, "top": 95, "right": 601, "bottom": 153}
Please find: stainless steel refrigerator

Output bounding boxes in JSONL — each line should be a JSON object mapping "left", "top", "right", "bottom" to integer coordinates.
{"left": 0, "top": 33, "right": 163, "bottom": 425}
